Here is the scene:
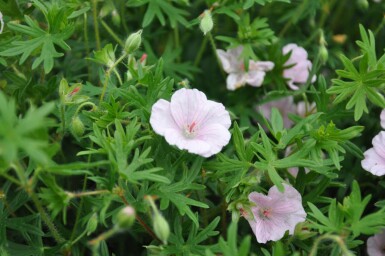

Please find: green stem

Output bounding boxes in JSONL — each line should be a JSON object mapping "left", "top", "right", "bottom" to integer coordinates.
{"left": 84, "top": 12, "right": 91, "bottom": 81}
{"left": 309, "top": 234, "right": 354, "bottom": 256}
{"left": 68, "top": 190, "right": 110, "bottom": 198}
{"left": 74, "top": 102, "right": 97, "bottom": 116}
{"left": 61, "top": 104, "right": 66, "bottom": 137}
{"left": 374, "top": 15, "right": 385, "bottom": 36}
{"left": 194, "top": 36, "right": 208, "bottom": 66}
{"left": 99, "top": 54, "right": 127, "bottom": 104}
{"left": 88, "top": 226, "right": 119, "bottom": 247}
{"left": 1, "top": 173, "right": 22, "bottom": 186}
{"left": 92, "top": 0, "right": 101, "bottom": 51}
{"left": 30, "top": 188, "right": 66, "bottom": 244}
{"left": 174, "top": 25, "right": 181, "bottom": 62}
{"left": 207, "top": 32, "right": 226, "bottom": 79}
{"left": 100, "top": 19, "right": 124, "bottom": 47}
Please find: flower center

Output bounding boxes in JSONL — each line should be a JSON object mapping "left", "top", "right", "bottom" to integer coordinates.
{"left": 259, "top": 208, "right": 272, "bottom": 219}
{"left": 184, "top": 121, "right": 198, "bottom": 138}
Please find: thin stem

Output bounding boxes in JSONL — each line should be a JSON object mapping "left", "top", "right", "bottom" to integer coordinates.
{"left": 69, "top": 142, "right": 94, "bottom": 244}
{"left": 1, "top": 173, "right": 22, "bottom": 186}
{"left": 68, "top": 190, "right": 110, "bottom": 198}
{"left": 174, "top": 25, "right": 181, "bottom": 62}
{"left": 207, "top": 32, "right": 226, "bottom": 79}
{"left": 84, "top": 12, "right": 91, "bottom": 81}
{"left": 61, "top": 104, "right": 66, "bottom": 137}
{"left": 118, "top": 194, "right": 161, "bottom": 242}
{"left": 99, "top": 54, "right": 127, "bottom": 104}
{"left": 101, "top": 19, "right": 124, "bottom": 47}
{"left": 29, "top": 190, "right": 66, "bottom": 244}
{"left": 194, "top": 36, "right": 208, "bottom": 66}
{"left": 88, "top": 226, "right": 119, "bottom": 246}
{"left": 92, "top": 0, "right": 101, "bottom": 51}
{"left": 374, "top": 15, "right": 385, "bottom": 36}
{"left": 309, "top": 234, "right": 354, "bottom": 256}
{"left": 74, "top": 102, "right": 97, "bottom": 116}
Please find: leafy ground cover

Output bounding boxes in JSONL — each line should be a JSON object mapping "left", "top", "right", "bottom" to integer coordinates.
{"left": 1, "top": 0, "right": 385, "bottom": 255}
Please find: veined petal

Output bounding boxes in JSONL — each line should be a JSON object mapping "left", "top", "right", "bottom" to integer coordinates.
{"left": 362, "top": 148, "right": 385, "bottom": 176}
{"left": 170, "top": 88, "right": 208, "bottom": 129}
{"left": 381, "top": 110, "right": 385, "bottom": 129}
{"left": 196, "top": 124, "right": 231, "bottom": 157}
{"left": 150, "top": 99, "right": 180, "bottom": 136}
{"left": 373, "top": 131, "right": 385, "bottom": 159}
{"left": 164, "top": 128, "right": 211, "bottom": 156}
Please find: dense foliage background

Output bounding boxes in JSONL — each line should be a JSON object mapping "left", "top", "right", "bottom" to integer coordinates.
{"left": 1, "top": 0, "right": 385, "bottom": 255}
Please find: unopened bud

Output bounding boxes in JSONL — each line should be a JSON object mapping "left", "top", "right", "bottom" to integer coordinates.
{"left": 357, "top": 0, "right": 368, "bottom": 9}
{"left": 86, "top": 213, "right": 98, "bottom": 235}
{"left": 124, "top": 30, "right": 142, "bottom": 54}
{"left": 199, "top": 10, "right": 213, "bottom": 35}
{"left": 71, "top": 116, "right": 85, "bottom": 137}
{"left": 116, "top": 206, "right": 136, "bottom": 229}
{"left": 153, "top": 213, "right": 170, "bottom": 245}
{"left": 59, "top": 78, "right": 69, "bottom": 102}
{"left": 112, "top": 10, "right": 121, "bottom": 27}
{"left": 319, "top": 45, "right": 328, "bottom": 64}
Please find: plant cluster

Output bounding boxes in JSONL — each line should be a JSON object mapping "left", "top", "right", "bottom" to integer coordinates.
{"left": 1, "top": 0, "right": 385, "bottom": 255}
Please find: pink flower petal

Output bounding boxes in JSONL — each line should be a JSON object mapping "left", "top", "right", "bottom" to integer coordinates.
{"left": 381, "top": 110, "right": 385, "bottom": 129}
{"left": 245, "top": 70, "right": 265, "bottom": 87}
{"left": 367, "top": 229, "right": 385, "bottom": 256}
{"left": 150, "top": 99, "right": 180, "bottom": 136}
{"left": 164, "top": 128, "right": 212, "bottom": 156}
{"left": 196, "top": 124, "right": 231, "bottom": 157}
{"left": 226, "top": 73, "right": 246, "bottom": 90}
{"left": 361, "top": 148, "right": 385, "bottom": 176}
{"left": 373, "top": 131, "right": 385, "bottom": 159}
{"left": 249, "top": 61, "right": 275, "bottom": 71}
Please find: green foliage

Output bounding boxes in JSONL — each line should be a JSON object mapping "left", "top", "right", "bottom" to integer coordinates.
{"left": 0, "top": 0, "right": 74, "bottom": 73}
{"left": 327, "top": 25, "right": 385, "bottom": 121}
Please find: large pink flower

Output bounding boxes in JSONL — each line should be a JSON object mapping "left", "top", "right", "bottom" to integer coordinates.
{"left": 361, "top": 131, "right": 385, "bottom": 176}
{"left": 150, "top": 88, "right": 231, "bottom": 157}
{"left": 217, "top": 46, "right": 274, "bottom": 90}
{"left": 367, "top": 229, "right": 385, "bottom": 256}
{"left": 283, "top": 43, "right": 316, "bottom": 90}
{"left": 380, "top": 109, "right": 385, "bottom": 129}
{"left": 246, "top": 184, "right": 306, "bottom": 243}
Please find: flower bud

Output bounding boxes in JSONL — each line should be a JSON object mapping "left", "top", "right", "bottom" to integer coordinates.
{"left": 59, "top": 78, "right": 69, "bottom": 103}
{"left": 86, "top": 213, "right": 98, "bottom": 235}
{"left": 71, "top": 115, "right": 85, "bottom": 137}
{"left": 199, "top": 10, "right": 213, "bottom": 35}
{"left": 319, "top": 45, "right": 328, "bottom": 64}
{"left": 153, "top": 213, "right": 170, "bottom": 245}
{"left": 357, "top": 0, "right": 369, "bottom": 9}
{"left": 116, "top": 206, "right": 136, "bottom": 229}
{"left": 124, "top": 30, "right": 142, "bottom": 54}
{"left": 112, "top": 10, "right": 121, "bottom": 27}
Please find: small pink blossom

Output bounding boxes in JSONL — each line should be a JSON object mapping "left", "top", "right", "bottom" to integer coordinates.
{"left": 246, "top": 184, "right": 306, "bottom": 243}
{"left": 361, "top": 131, "right": 385, "bottom": 176}
{"left": 367, "top": 229, "right": 385, "bottom": 256}
{"left": 150, "top": 88, "right": 231, "bottom": 157}
{"left": 217, "top": 46, "right": 274, "bottom": 90}
{"left": 380, "top": 109, "right": 385, "bottom": 129}
{"left": 283, "top": 43, "right": 316, "bottom": 90}
{"left": 258, "top": 96, "right": 316, "bottom": 129}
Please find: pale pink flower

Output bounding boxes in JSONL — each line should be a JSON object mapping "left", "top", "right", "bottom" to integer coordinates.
{"left": 150, "top": 88, "right": 231, "bottom": 157}
{"left": 361, "top": 131, "right": 385, "bottom": 176}
{"left": 367, "top": 229, "right": 385, "bottom": 256}
{"left": 283, "top": 43, "right": 316, "bottom": 90}
{"left": 217, "top": 46, "right": 274, "bottom": 90}
{"left": 258, "top": 96, "right": 296, "bottom": 128}
{"left": 0, "top": 11, "right": 3, "bottom": 34}
{"left": 258, "top": 96, "right": 316, "bottom": 129}
{"left": 380, "top": 109, "right": 385, "bottom": 129}
{"left": 246, "top": 184, "right": 306, "bottom": 243}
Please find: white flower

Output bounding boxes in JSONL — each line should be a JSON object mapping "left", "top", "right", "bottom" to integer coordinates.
{"left": 150, "top": 88, "right": 231, "bottom": 157}
{"left": 367, "top": 229, "right": 385, "bottom": 256}
{"left": 246, "top": 184, "right": 306, "bottom": 243}
{"left": 0, "top": 11, "right": 3, "bottom": 34}
{"left": 217, "top": 46, "right": 274, "bottom": 90}
{"left": 380, "top": 109, "right": 385, "bottom": 129}
{"left": 361, "top": 131, "right": 385, "bottom": 176}
{"left": 283, "top": 43, "right": 316, "bottom": 90}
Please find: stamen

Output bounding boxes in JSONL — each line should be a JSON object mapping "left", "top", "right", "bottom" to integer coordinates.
{"left": 189, "top": 122, "right": 196, "bottom": 133}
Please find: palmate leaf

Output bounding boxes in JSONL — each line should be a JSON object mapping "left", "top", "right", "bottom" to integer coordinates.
{"left": 127, "top": 0, "right": 189, "bottom": 28}
{"left": 0, "top": 4, "right": 74, "bottom": 73}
